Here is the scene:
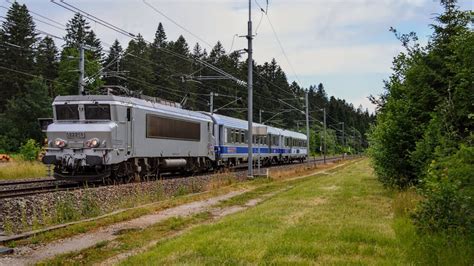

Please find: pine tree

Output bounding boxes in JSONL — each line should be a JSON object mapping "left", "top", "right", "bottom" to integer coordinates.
{"left": 0, "top": 2, "right": 38, "bottom": 111}
{"left": 36, "top": 36, "right": 59, "bottom": 97}
{"left": 103, "top": 39, "right": 123, "bottom": 86}
{"left": 192, "top": 43, "right": 204, "bottom": 59}
{"left": 56, "top": 13, "right": 104, "bottom": 95}
{"left": 209, "top": 41, "right": 225, "bottom": 63}
{"left": 164, "top": 35, "right": 191, "bottom": 102}
{"left": 122, "top": 34, "right": 154, "bottom": 94}
{"left": 63, "top": 13, "right": 102, "bottom": 60}
{"left": 152, "top": 22, "right": 167, "bottom": 48}
{"left": 0, "top": 78, "right": 51, "bottom": 151}
{"left": 150, "top": 23, "right": 174, "bottom": 98}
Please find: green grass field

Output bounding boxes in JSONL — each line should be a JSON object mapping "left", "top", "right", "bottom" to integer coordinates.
{"left": 0, "top": 160, "right": 48, "bottom": 180}
{"left": 40, "top": 159, "right": 473, "bottom": 265}
{"left": 122, "top": 160, "right": 403, "bottom": 264}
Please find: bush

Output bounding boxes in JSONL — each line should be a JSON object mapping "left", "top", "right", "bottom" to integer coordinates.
{"left": 19, "top": 139, "right": 41, "bottom": 161}
{"left": 412, "top": 145, "right": 474, "bottom": 235}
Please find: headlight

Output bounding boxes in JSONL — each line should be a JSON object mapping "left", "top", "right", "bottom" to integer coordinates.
{"left": 85, "top": 138, "right": 100, "bottom": 148}
{"left": 54, "top": 138, "right": 67, "bottom": 148}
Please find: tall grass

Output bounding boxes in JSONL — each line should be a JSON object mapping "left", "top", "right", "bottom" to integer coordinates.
{"left": 392, "top": 189, "right": 474, "bottom": 265}
{"left": 0, "top": 160, "right": 48, "bottom": 180}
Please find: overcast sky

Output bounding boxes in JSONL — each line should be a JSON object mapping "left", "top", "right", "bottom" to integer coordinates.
{"left": 1, "top": 0, "right": 472, "bottom": 112}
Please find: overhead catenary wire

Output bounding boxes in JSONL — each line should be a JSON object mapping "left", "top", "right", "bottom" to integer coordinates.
{"left": 264, "top": 13, "right": 302, "bottom": 87}
{"left": 0, "top": 5, "right": 63, "bottom": 31}
{"left": 142, "top": 0, "right": 213, "bottom": 49}
{"left": 52, "top": 0, "right": 245, "bottom": 86}
{"left": 0, "top": 65, "right": 70, "bottom": 86}
{"left": 4, "top": 0, "right": 66, "bottom": 28}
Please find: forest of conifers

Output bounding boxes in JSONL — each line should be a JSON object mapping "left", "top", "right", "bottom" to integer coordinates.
{"left": 0, "top": 2, "right": 373, "bottom": 154}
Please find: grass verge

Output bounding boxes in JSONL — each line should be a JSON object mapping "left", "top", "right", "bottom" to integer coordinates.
{"left": 37, "top": 160, "right": 358, "bottom": 264}
{"left": 122, "top": 159, "right": 473, "bottom": 265}
{"left": 122, "top": 159, "right": 402, "bottom": 265}
{"left": 0, "top": 160, "right": 48, "bottom": 180}
{"left": 392, "top": 189, "right": 474, "bottom": 265}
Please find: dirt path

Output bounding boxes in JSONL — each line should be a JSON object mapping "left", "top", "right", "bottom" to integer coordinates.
{"left": 99, "top": 187, "right": 291, "bottom": 266}
{"left": 0, "top": 190, "right": 247, "bottom": 266}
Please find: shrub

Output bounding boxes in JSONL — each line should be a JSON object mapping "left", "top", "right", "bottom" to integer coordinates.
{"left": 412, "top": 145, "right": 474, "bottom": 235}
{"left": 19, "top": 139, "right": 41, "bottom": 161}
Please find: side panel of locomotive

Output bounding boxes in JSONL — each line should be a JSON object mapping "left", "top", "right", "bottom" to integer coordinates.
{"left": 129, "top": 101, "right": 215, "bottom": 160}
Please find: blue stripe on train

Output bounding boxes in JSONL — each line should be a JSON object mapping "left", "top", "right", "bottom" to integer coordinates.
{"left": 217, "top": 146, "right": 295, "bottom": 154}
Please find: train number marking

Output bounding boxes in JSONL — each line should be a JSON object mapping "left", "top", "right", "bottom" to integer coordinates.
{"left": 66, "top": 132, "right": 85, "bottom": 139}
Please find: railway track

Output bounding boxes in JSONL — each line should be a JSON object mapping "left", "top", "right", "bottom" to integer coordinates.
{"left": 0, "top": 155, "right": 355, "bottom": 200}
{"left": 0, "top": 179, "right": 82, "bottom": 199}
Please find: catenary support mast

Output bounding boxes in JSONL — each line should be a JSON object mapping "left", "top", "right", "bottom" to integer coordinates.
{"left": 247, "top": 0, "right": 253, "bottom": 178}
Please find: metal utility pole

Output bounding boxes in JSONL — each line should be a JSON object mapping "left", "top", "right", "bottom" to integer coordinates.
{"left": 247, "top": 0, "right": 253, "bottom": 178}
{"left": 305, "top": 91, "right": 310, "bottom": 162}
{"left": 259, "top": 109, "right": 263, "bottom": 124}
{"left": 342, "top": 122, "right": 345, "bottom": 159}
{"left": 323, "top": 108, "right": 327, "bottom": 163}
{"left": 210, "top": 92, "right": 214, "bottom": 114}
{"left": 78, "top": 44, "right": 85, "bottom": 95}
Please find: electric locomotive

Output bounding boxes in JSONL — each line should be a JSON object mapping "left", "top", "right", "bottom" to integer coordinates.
{"left": 42, "top": 92, "right": 307, "bottom": 182}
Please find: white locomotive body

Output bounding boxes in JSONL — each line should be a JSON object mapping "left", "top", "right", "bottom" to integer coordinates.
{"left": 43, "top": 94, "right": 306, "bottom": 181}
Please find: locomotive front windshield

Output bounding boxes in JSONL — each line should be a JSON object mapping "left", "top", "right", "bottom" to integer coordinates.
{"left": 56, "top": 104, "right": 79, "bottom": 120}
{"left": 85, "top": 104, "right": 111, "bottom": 120}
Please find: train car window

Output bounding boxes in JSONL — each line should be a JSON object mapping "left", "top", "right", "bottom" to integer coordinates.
{"left": 85, "top": 104, "right": 111, "bottom": 120}
{"left": 126, "top": 108, "right": 131, "bottom": 121}
{"left": 146, "top": 114, "right": 200, "bottom": 141}
{"left": 241, "top": 131, "right": 245, "bottom": 143}
{"left": 230, "top": 129, "right": 236, "bottom": 143}
{"left": 56, "top": 104, "right": 79, "bottom": 120}
{"left": 226, "top": 129, "right": 231, "bottom": 143}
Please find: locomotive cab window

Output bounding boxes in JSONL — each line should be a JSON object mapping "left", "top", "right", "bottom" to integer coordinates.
{"left": 85, "top": 104, "right": 111, "bottom": 120}
{"left": 55, "top": 104, "right": 79, "bottom": 120}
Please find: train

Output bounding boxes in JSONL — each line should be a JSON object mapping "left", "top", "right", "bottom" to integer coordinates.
{"left": 42, "top": 92, "right": 307, "bottom": 181}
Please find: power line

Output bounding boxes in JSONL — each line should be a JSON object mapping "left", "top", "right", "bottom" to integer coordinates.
{"left": 4, "top": 0, "right": 66, "bottom": 27}
{"left": 262, "top": 4, "right": 302, "bottom": 86}
{"left": 52, "top": 0, "right": 245, "bottom": 86}
{"left": 51, "top": 0, "right": 136, "bottom": 38}
{"left": 142, "top": 0, "right": 213, "bottom": 48}
{"left": 1, "top": 4, "right": 64, "bottom": 31}
{"left": 0, "top": 65, "right": 69, "bottom": 86}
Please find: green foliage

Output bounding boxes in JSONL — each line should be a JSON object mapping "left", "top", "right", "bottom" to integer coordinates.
{"left": 36, "top": 36, "right": 59, "bottom": 97}
{"left": 54, "top": 195, "right": 79, "bottom": 223}
{"left": 413, "top": 145, "right": 474, "bottom": 235}
{"left": 103, "top": 39, "right": 123, "bottom": 86}
{"left": 64, "top": 13, "right": 102, "bottom": 59}
{"left": 0, "top": 2, "right": 38, "bottom": 112}
{"left": 121, "top": 34, "right": 154, "bottom": 94}
{"left": 368, "top": 0, "right": 473, "bottom": 235}
{"left": 19, "top": 139, "right": 41, "bottom": 161}
{"left": 0, "top": 78, "right": 51, "bottom": 151}
{"left": 56, "top": 48, "right": 103, "bottom": 95}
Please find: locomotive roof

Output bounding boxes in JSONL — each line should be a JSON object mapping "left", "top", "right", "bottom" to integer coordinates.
{"left": 211, "top": 113, "right": 307, "bottom": 140}
{"left": 53, "top": 95, "right": 213, "bottom": 122}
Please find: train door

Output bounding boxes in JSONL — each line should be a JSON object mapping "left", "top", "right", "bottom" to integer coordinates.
{"left": 268, "top": 134, "right": 272, "bottom": 155}
{"left": 126, "top": 107, "right": 132, "bottom": 156}
{"left": 207, "top": 122, "right": 215, "bottom": 158}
